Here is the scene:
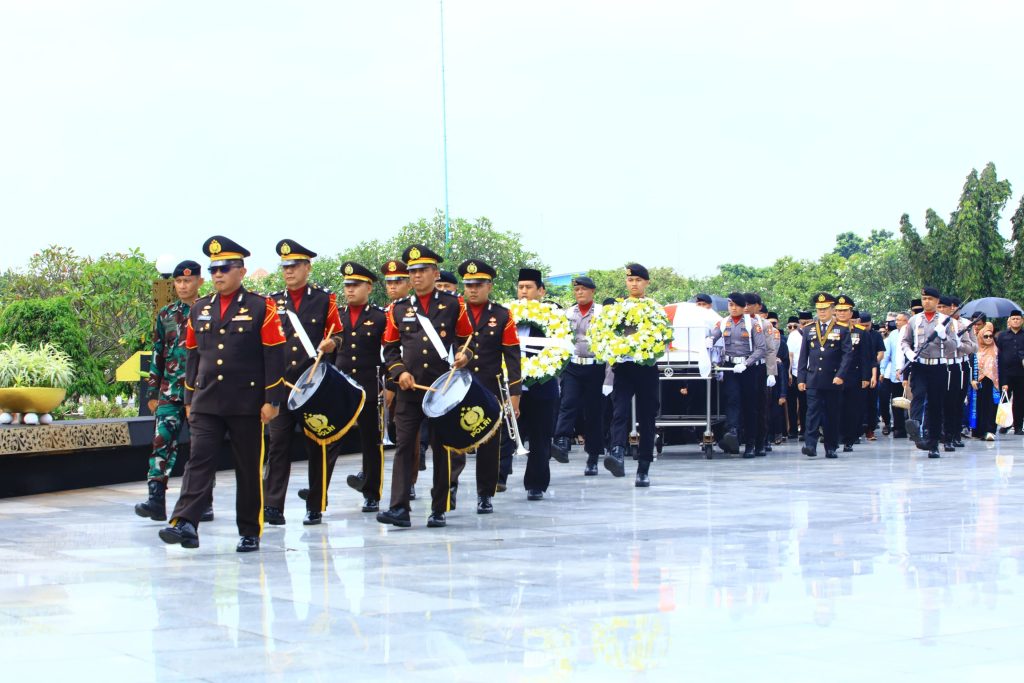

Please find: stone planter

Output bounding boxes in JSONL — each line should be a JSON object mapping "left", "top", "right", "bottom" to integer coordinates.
{"left": 0, "top": 387, "right": 67, "bottom": 414}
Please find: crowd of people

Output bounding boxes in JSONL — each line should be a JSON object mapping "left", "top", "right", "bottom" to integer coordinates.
{"left": 133, "top": 236, "right": 1024, "bottom": 552}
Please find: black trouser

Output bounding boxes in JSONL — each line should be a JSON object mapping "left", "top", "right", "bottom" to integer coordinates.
{"left": 610, "top": 362, "right": 660, "bottom": 461}
{"left": 881, "top": 379, "right": 906, "bottom": 435}
{"left": 840, "top": 381, "right": 864, "bottom": 446}
{"left": 721, "top": 361, "right": 762, "bottom": 446}
{"left": 264, "top": 408, "right": 321, "bottom": 511}
{"left": 1005, "top": 375, "right": 1024, "bottom": 432}
{"left": 767, "top": 376, "right": 785, "bottom": 440}
{"left": 171, "top": 412, "right": 264, "bottom": 537}
{"left": 804, "top": 388, "right": 841, "bottom": 452}
{"left": 910, "top": 363, "right": 946, "bottom": 448}
{"left": 554, "top": 363, "right": 606, "bottom": 460}
{"left": 944, "top": 362, "right": 964, "bottom": 441}
{"left": 520, "top": 391, "right": 558, "bottom": 491}
{"left": 391, "top": 391, "right": 454, "bottom": 515}
{"left": 863, "top": 383, "right": 880, "bottom": 432}
{"left": 450, "top": 423, "right": 504, "bottom": 498}
{"left": 879, "top": 379, "right": 893, "bottom": 428}
{"left": 786, "top": 376, "right": 801, "bottom": 435}
{"left": 975, "top": 377, "right": 997, "bottom": 436}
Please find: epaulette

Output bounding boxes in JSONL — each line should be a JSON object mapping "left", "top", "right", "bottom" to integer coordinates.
{"left": 836, "top": 321, "right": 850, "bottom": 328}
{"left": 438, "top": 289, "right": 458, "bottom": 297}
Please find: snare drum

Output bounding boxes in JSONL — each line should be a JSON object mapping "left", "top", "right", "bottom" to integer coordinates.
{"left": 422, "top": 368, "right": 502, "bottom": 454}
{"left": 288, "top": 362, "right": 366, "bottom": 445}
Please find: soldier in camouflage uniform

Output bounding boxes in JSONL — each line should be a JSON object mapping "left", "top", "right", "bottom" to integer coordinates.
{"left": 135, "top": 260, "right": 210, "bottom": 522}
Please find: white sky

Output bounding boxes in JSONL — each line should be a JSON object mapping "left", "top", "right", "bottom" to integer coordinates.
{"left": 1, "top": 0, "right": 1022, "bottom": 276}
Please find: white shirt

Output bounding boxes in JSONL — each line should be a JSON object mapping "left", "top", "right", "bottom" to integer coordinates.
{"left": 787, "top": 329, "right": 804, "bottom": 377}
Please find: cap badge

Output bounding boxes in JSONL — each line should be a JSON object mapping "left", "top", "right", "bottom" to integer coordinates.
{"left": 388, "top": 261, "right": 397, "bottom": 272}
{"left": 344, "top": 264, "right": 354, "bottom": 275}
{"left": 281, "top": 242, "right": 292, "bottom": 256}
{"left": 467, "top": 262, "right": 478, "bottom": 274}
{"left": 409, "top": 247, "right": 421, "bottom": 260}
{"left": 209, "top": 239, "right": 222, "bottom": 255}
{"left": 626, "top": 268, "right": 633, "bottom": 276}
{"left": 182, "top": 268, "right": 192, "bottom": 276}
{"left": 818, "top": 294, "right": 825, "bottom": 302}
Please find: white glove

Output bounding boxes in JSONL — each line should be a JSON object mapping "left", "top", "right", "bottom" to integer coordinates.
{"left": 934, "top": 324, "right": 946, "bottom": 340}
{"left": 733, "top": 362, "right": 747, "bottom": 374}
{"left": 766, "top": 375, "right": 776, "bottom": 388}
{"left": 602, "top": 384, "right": 613, "bottom": 396}
{"left": 905, "top": 350, "right": 917, "bottom": 363}
{"left": 705, "top": 336, "right": 714, "bottom": 349}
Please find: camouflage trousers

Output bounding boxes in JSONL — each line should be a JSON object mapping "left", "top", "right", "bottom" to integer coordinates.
{"left": 149, "top": 401, "right": 185, "bottom": 481}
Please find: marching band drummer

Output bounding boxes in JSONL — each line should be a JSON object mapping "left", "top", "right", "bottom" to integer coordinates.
{"left": 313, "top": 262, "right": 388, "bottom": 520}
{"left": 552, "top": 276, "right": 607, "bottom": 475}
{"left": 448, "top": 259, "right": 521, "bottom": 514}
{"left": 709, "top": 292, "right": 767, "bottom": 458}
{"left": 159, "top": 236, "right": 287, "bottom": 553}
{"left": 263, "top": 240, "right": 344, "bottom": 526}
{"left": 377, "top": 244, "right": 474, "bottom": 529}
{"left": 603, "top": 264, "right": 662, "bottom": 486}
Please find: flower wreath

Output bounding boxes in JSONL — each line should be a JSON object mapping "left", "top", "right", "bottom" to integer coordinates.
{"left": 587, "top": 297, "right": 673, "bottom": 366}
{"left": 507, "top": 299, "right": 572, "bottom": 385}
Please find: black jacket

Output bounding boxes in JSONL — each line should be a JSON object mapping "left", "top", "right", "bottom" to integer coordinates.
{"left": 797, "top": 319, "right": 854, "bottom": 391}
{"left": 996, "top": 328, "right": 1024, "bottom": 381}
{"left": 270, "top": 285, "right": 343, "bottom": 383}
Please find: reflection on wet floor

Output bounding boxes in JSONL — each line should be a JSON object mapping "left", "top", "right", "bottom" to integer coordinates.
{"left": 1, "top": 438, "right": 1023, "bottom": 681}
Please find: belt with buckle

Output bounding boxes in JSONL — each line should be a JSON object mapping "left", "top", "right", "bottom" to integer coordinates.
{"left": 916, "top": 358, "right": 941, "bottom": 366}
{"left": 570, "top": 356, "right": 598, "bottom": 366}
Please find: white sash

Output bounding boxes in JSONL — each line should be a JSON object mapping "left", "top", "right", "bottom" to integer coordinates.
{"left": 416, "top": 313, "right": 451, "bottom": 362}
{"left": 283, "top": 310, "right": 316, "bottom": 359}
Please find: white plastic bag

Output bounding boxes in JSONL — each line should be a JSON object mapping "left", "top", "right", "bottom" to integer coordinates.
{"left": 996, "top": 390, "right": 1014, "bottom": 429}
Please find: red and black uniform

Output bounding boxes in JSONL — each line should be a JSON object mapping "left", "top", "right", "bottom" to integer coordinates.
{"left": 382, "top": 290, "right": 474, "bottom": 515}
{"left": 451, "top": 300, "right": 521, "bottom": 497}
{"left": 172, "top": 287, "right": 287, "bottom": 537}
{"left": 264, "top": 284, "right": 343, "bottom": 513}
{"left": 321, "top": 302, "right": 387, "bottom": 506}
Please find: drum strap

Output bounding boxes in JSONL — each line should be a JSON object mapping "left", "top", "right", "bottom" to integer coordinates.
{"left": 416, "top": 313, "right": 451, "bottom": 362}
{"left": 284, "top": 310, "right": 317, "bottom": 359}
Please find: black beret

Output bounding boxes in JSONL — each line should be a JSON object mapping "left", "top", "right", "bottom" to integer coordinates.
{"left": 203, "top": 235, "right": 250, "bottom": 266}
{"left": 517, "top": 268, "right": 544, "bottom": 286}
{"left": 859, "top": 312, "right": 872, "bottom": 323}
{"left": 172, "top": 260, "right": 201, "bottom": 278}
{"left": 922, "top": 286, "right": 941, "bottom": 298}
{"left": 743, "top": 292, "right": 761, "bottom": 306}
{"left": 625, "top": 263, "right": 650, "bottom": 280}
{"left": 938, "top": 295, "right": 953, "bottom": 306}
{"left": 766, "top": 311, "right": 779, "bottom": 321}
{"left": 695, "top": 293, "right": 713, "bottom": 305}
{"left": 458, "top": 259, "right": 496, "bottom": 281}
{"left": 571, "top": 275, "right": 596, "bottom": 289}
{"left": 602, "top": 297, "right": 617, "bottom": 306}
{"left": 403, "top": 244, "right": 443, "bottom": 269}
{"left": 852, "top": 309, "right": 861, "bottom": 319}
{"left": 276, "top": 239, "right": 317, "bottom": 266}
{"left": 798, "top": 310, "right": 813, "bottom": 320}
{"left": 949, "top": 296, "right": 962, "bottom": 307}
{"left": 727, "top": 292, "right": 747, "bottom": 308}
{"left": 438, "top": 270, "right": 458, "bottom": 286}
{"left": 910, "top": 298, "right": 923, "bottom": 310}
{"left": 340, "top": 261, "right": 377, "bottom": 284}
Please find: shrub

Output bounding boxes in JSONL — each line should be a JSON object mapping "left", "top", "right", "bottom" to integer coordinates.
{"left": 0, "top": 342, "right": 74, "bottom": 388}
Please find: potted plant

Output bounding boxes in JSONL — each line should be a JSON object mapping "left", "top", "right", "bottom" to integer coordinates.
{"left": 0, "top": 342, "right": 75, "bottom": 425}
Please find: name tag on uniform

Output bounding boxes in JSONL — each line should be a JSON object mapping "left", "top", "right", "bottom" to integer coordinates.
{"left": 198, "top": 315, "right": 212, "bottom": 321}
{"left": 363, "top": 320, "right": 375, "bottom": 326}
{"left": 232, "top": 315, "right": 253, "bottom": 322}
{"left": 827, "top": 332, "right": 840, "bottom": 340}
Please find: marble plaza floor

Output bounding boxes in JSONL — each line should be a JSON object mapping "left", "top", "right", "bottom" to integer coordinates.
{"left": 2, "top": 436, "right": 1024, "bottom": 682}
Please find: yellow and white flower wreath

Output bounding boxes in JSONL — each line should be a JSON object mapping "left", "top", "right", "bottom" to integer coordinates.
{"left": 507, "top": 299, "right": 572, "bottom": 385}
{"left": 587, "top": 297, "right": 673, "bottom": 366}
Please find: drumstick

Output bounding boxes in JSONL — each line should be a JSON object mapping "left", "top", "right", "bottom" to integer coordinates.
{"left": 412, "top": 384, "right": 437, "bottom": 392}
{"left": 441, "top": 334, "right": 473, "bottom": 393}
{"left": 283, "top": 380, "right": 297, "bottom": 390}
{"left": 309, "top": 324, "right": 336, "bottom": 378}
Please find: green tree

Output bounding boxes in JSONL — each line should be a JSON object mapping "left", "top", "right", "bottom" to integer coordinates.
{"left": 1009, "top": 194, "right": 1024, "bottom": 302}
{"left": 951, "top": 163, "right": 1012, "bottom": 299}
{"left": 841, "top": 239, "right": 919, "bottom": 315}
{"left": 833, "top": 231, "right": 867, "bottom": 258}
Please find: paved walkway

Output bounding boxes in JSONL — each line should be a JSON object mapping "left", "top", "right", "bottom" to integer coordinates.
{"left": 1, "top": 436, "right": 1023, "bottom": 681}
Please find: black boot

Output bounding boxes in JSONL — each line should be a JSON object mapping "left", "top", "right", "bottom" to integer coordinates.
{"left": 199, "top": 505, "right": 214, "bottom": 523}
{"left": 477, "top": 495, "right": 493, "bottom": 514}
{"left": 635, "top": 461, "right": 651, "bottom": 488}
{"left": 584, "top": 457, "right": 599, "bottom": 476}
{"left": 264, "top": 506, "right": 286, "bottom": 525}
{"left": 742, "top": 444, "right": 755, "bottom": 459}
{"left": 604, "top": 446, "right": 626, "bottom": 477}
{"left": 551, "top": 437, "right": 571, "bottom": 463}
{"left": 159, "top": 519, "right": 199, "bottom": 548}
{"left": 376, "top": 507, "right": 411, "bottom": 527}
{"left": 720, "top": 430, "right": 739, "bottom": 454}
{"left": 135, "top": 479, "right": 167, "bottom": 521}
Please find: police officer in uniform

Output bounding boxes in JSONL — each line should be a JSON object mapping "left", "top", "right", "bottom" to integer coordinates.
{"left": 436, "top": 269, "right": 459, "bottom": 293}
{"left": 900, "top": 287, "right": 952, "bottom": 458}
{"left": 263, "top": 240, "right": 343, "bottom": 526}
{"left": 833, "top": 296, "right": 873, "bottom": 452}
{"left": 515, "top": 268, "right": 561, "bottom": 499}
{"left": 378, "top": 245, "right": 474, "bottom": 528}
{"left": 710, "top": 292, "right": 767, "bottom": 457}
{"left": 159, "top": 236, "right": 287, "bottom": 552}
{"left": 136, "top": 260, "right": 211, "bottom": 523}
{"left": 315, "top": 262, "right": 388, "bottom": 519}
{"left": 937, "top": 295, "right": 972, "bottom": 450}
{"left": 797, "top": 293, "right": 853, "bottom": 459}
{"left": 552, "top": 276, "right": 607, "bottom": 475}
{"left": 449, "top": 259, "right": 521, "bottom": 513}
{"left": 604, "top": 264, "right": 662, "bottom": 486}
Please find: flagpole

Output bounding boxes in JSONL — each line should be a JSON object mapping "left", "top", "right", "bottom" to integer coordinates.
{"left": 439, "top": 0, "right": 451, "bottom": 257}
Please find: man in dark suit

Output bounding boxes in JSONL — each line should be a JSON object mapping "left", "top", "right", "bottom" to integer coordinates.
{"left": 833, "top": 296, "right": 873, "bottom": 452}
{"left": 797, "top": 293, "right": 853, "bottom": 459}
{"left": 378, "top": 245, "right": 474, "bottom": 529}
{"left": 313, "top": 261, "right": 388, "bottom": 521}
{"left": 159, "top": 235, "right": 287, "bottom": 552}
{"left": 263, "top": 240, "right": 343, "bottom": 526}
{"left": 449, "top": 259, "right": 521, "bottom": 514}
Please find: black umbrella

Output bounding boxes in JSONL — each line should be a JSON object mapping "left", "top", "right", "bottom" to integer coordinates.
{"left": 688, "top": 294, "right": 730, "bottom": 312}
{"left": 959, "top": 297, "right": 1023, "bottom": 319}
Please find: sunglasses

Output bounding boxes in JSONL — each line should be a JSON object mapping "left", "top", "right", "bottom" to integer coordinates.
{"left": 787, "top": 324, "right": 798, "bottom": 329}
{"left": 982, "top": 335, "right": 993, "bottom": 339}
{"left": 209, "top": 265, "right": 238, "bottom": 275}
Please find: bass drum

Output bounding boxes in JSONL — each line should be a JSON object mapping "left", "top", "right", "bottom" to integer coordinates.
{"left": 288, "top": 363, "right": 366, "bottom": 445}
{"left": 422, "top": 369, "right": 502, "bottom": 454}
